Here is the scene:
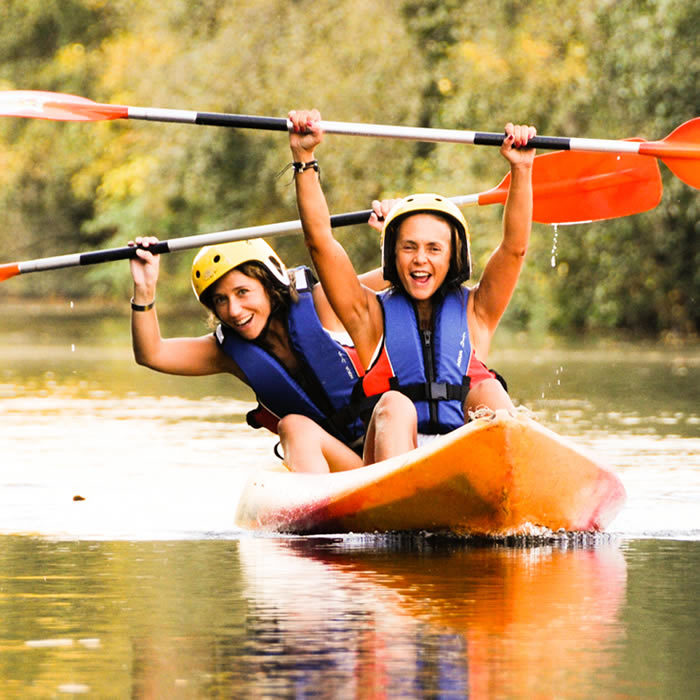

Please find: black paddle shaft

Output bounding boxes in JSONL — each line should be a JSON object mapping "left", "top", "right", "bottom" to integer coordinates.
{"left": 79, "top": 241, "right": 171, "bottom": 266}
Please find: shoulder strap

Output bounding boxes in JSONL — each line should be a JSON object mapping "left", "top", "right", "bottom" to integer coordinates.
{"left": 287, "top": 287, "right": 362, "bottom": 410}
{"left": 215, "top": 323, "right": 328, "bottom": 425}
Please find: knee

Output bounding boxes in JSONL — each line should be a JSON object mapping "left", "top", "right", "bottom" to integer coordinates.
{"left": 373, "top": 391, "right": 417, "bottom": 427}
{"left": 466, "top": 378, "right": 514, "bottom": 415}
{"left": 277, "top": 413, "right": 317, "bottom": 441}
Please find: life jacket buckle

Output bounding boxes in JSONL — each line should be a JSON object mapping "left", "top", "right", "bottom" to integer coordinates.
{"left": 429, "top": 382, "right": 448, "bottom": 400}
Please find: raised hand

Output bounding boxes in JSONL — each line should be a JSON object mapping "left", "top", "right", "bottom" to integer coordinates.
{"left": 128, "top": 236, "right": 160, "bottom": 303}
{"left": 501, "top": 122, "right": 537, "bottom": 167}
{"left": 288, "top": 109, "right": 323, "bottom": 162}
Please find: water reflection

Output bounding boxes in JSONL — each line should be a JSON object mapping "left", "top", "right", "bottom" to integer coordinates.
{"left": 239, "top": 538, "right": 628, "bottom": 698}
{"left": 1, "top": 311, "right": 697, "bottom": 697}
{"left": 1, "top": 536, "right": 630, "bottom": 697}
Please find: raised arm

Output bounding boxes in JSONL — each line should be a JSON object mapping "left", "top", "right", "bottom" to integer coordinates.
{"left": 129, "top": 237, "right": 238, "bottom": 378}
{"left": 469, "top": 123, "right": 536, "bottom": 354}
{"left": 311, "top": 199, "right": 392, "bottom": 333}
{"left": 289, "top": 110, "right": 384, "bottom": 367}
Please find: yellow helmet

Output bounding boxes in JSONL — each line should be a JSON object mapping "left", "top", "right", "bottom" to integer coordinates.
{"left": 381, "top": 193, "right": 471, "bottom": 286}
{"left": 191, "top": 238, "right": 290, "bottom": 301}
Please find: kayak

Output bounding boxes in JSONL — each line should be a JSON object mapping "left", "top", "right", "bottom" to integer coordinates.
{"left": 234, "top": 410, "right": 626, "bottom": 536}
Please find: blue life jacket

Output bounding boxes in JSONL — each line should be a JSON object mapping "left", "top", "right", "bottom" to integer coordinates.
{"left": 215, "top": 267, "right": 365, "bottom": 444}
{"left": 365, "top": 287, "right": 471, "bottom": 434}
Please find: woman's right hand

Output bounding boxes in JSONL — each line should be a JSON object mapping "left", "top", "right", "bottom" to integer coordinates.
{"left": 128, "top": 236, "right": 160, "bottom": 302}
{"left": 288, "top": 109, "right": 323, "bottom": 162}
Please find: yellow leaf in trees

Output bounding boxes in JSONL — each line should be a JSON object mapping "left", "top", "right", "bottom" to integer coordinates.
{"left": 437, "top": 78, "right": 453, "bottom": 95}
{"left": 459, "top": 41, "right": 508, "bottom": 74}
{"left": 99, "top": 34, "right": 178, "bottom": 94}
{"left": 56, "top": 43, "right": 86, "bottom": 70}
{"left": 0, "top": 146, "right": 24, "bottom": 186}
{"left": 97, "top": 155, "right": 158, "bottom": 201}
{"left": 519, "top": 36, "right": 553, "bottom": 62}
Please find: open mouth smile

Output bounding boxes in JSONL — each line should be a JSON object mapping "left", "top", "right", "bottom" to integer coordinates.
{"left": 233, "top": 313, "right": 254, "bottom": 328}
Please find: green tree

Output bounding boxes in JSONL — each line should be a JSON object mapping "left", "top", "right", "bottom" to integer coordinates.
{"left": 0, "top": 0, "right": 696, "bottom": 337}
{"left": 553, "top": 0, "right": 699, "bottom": 335}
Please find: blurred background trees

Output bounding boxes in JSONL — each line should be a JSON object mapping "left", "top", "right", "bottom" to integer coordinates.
{"left": 0, "top": 0, "right": 697, "bottom": 338}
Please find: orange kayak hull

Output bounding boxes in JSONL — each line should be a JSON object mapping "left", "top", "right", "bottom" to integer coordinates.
{"left": 235, "top": 412, "right": 626, "bottom": 535}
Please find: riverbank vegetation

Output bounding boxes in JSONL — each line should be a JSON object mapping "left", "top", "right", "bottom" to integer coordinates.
{"left": 0, "top": 0, "right": 697, "bottom": 337}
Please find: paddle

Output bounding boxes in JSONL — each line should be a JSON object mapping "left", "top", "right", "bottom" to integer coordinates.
{"left": 0, "top": 147, "right": 661, "bottom": 283}
{"left": 0, "top": 89, "right": 696, "bottom": 188}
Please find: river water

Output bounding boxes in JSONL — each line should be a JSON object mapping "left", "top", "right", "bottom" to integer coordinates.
{"left": 1, "top": 306, "right": 698, "bottom": 697}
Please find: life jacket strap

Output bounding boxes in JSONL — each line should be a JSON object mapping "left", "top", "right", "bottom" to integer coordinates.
{"left": 388, "top": 375, "right": 470, "bottom": 404}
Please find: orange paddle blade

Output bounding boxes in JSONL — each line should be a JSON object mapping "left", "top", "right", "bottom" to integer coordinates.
{"left": 479, "top": 144, "right": 662, "bottom": 224}
{"left": 0, "top": 263, "right": 20, "bottom": 282}
{"left": 0, "top": 90, "right": 127, "bottom": 121}
{"left": 639, "top": 118, "right": 700, "bottom": 189}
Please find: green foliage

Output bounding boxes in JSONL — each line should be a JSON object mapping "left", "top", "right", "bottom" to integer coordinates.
{"left": 0, "top": 0, "right": 696, "bottom": 336}
{"left": 553, "top": 0, "right": 700, "bottom": 335}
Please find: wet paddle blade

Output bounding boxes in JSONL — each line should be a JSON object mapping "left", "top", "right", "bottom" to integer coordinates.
{"left": 0, "top": 90, "right": 127, "bottom": 121}
{"left": 478, "top": 145, "right": 662, "bottom": 224}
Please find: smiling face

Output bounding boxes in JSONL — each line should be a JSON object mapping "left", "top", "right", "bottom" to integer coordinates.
{"left": 209, "top": 268, "right": 272, "bottom": 340}
{"left": 394, "top": 213, "right": 452, "bottom": 301}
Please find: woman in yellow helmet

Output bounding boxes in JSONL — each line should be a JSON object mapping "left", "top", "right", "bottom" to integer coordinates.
{"left": 289, "top": 108, "right": 536, "bottom": 465}
{"left": 128, "top": 234, "right": 386, "bottom": 472}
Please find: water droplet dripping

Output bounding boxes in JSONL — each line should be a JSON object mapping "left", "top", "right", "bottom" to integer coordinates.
{"left": 550, "top": 224, "right": 559, "bottom": 268}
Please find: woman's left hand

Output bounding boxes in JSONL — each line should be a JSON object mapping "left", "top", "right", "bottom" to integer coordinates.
{"left": 367, "top": 198, "right": 401, "bottom": 232}
{"left": 500, "top": 123, "right": 537, "bottom": 166}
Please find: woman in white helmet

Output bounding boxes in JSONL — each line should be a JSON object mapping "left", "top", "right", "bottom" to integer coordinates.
{"left": 128, "top": 235, "right": 386, "bottom": 472}
{"left": 288, "top": 108, "right": 536, "bottom": 465}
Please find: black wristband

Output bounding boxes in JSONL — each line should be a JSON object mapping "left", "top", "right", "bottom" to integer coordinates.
{"left": 292, "top": 159, "right": 319, "bottom": 174}
{"left": 130, "top": 297, "right": 155, "bottom": 311}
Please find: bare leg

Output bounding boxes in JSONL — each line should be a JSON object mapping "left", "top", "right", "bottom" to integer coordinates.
{"left": 363, "top": 391, "right": 418, "bottom": 465}
{"left": 464, "top": 377, "right": 514, "bottom": 417}
{"left": 277, "top": 414, "right": 364, "bottom": 473}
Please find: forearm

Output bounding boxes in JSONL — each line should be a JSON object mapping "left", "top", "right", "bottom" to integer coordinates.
{"left": 131, "top": 304, "right": 166, "bottom": 368}
{"left": 292, "top": 155, "right": 363, "bottom": 309}
{"left": 130, "top": 258, "right": 163, "bottom": 368}
{"left": 292, "top": 154, "right": 334, "bottom": 260}
{"left": 131, "top": 310, "right": 226, "bottom": 376}
{"left": 501, "top": 163, "right": 533, "bottom": 258}
{"left": 288, "top": 108, "right": 382, "bottom": 363}
{"left": 472, "top": 163, "right": 533, "bottom": 332}
{"left": 357, "top": 267, "right": 389, "bottom": 292}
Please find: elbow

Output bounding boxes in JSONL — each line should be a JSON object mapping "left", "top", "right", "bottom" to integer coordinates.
{"left": 303, "top": 234, "right": 336, "bottom": 268}
{"left": 502, "top": 241, "right": 529, "bottom": 260}
{"left": 301, "top": 223, "right": 329, "bottom": 255}
{"left": 513, "top": 244, "right": 529, "bottom": 259}
{"left": 133, "top": 351, "right": 150, "bottom": 369}
{"left": 132, "top": 346, "right": 157, "bottom": 370}
{"left": 304, "top": 236, "right": 322, "bottom": 258}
